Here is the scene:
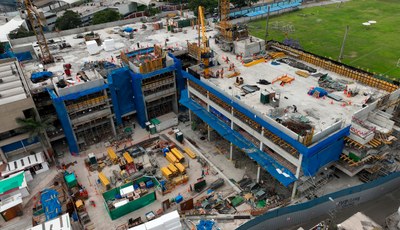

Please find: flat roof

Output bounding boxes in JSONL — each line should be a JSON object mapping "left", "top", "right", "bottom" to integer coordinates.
{"left": 27, "top": 213, "right": 71, "bottom": 230}
{"left": 201, "top": 47, "right": 387, "bottom": 132}
{"left": 0, "top": 58, "right": 28, "bottom": 106}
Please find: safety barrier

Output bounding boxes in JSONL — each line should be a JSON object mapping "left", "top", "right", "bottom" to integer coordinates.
{"left": 237, "top": 171, "right": 400, "bottom": 230}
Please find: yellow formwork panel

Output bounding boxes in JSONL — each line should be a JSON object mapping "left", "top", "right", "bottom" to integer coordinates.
{"left": 161, "top": 167, "right": 172, "bottom": 179}
{"left": 167, "top": 163, "right": 178, "bottom": 175}
{"left": 123, "top": 152, "right": 134, "bottom": 164}
{"left": 174, "top": 162, "right": 186, "bottom": 174}
{"left": 98, "top": 172, "right": 110, "bottom": 188}
{"left": 107, "top": 147, "right": 118, "bottom": 162}
{"left": 184, "top": 147, "right": 197, "bottom": 159}
{"left": 171, "top": 148, "right": 185, "bottom": 162}
{"left": 166, "top": 152, "right": 178, "bottom": 164}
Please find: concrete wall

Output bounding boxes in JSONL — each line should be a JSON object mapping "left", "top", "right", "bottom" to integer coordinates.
{"left": 312, "top": 121, "right": 343, "bottom": 144}
{"left": 0, "top": 97, "right": 35, "bottom": 133}
{"left": 9, "top": 11, "right": 179, "bottom": 46}
{"left": 238, "top": 171, "right": 400, "bottom": 230}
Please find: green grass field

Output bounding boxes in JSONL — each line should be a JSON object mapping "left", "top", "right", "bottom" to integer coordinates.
{"left": 249, "top": 0, "right": 400, "bottom": 79}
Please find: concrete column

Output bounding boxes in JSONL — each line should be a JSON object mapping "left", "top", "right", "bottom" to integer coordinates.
{"left": 291, "top": 154, "right": 304, "bottom": 201}
{"left": 207, "top": 125, "right": 211, "bottom": 141}
{"left": 0, "top": 148, "right": 7, "bottom": 163}
{"left": 260, "top": 128, "right": 264, "bottom": 149}
{"left": 256, "top": 165, "right": 261, "bottom": 183}
{"left": 206, "top": 91, "right": 210, "bottom": 112}
{"left": 110, "top": 117, "right": 117, "bottom": 136}
{"left": 229, "top": 143, "right": 233, "bottom": 160}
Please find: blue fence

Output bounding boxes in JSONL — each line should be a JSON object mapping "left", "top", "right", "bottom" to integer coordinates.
{"left": 230, "top": 0, "right": 303, "bottom": 18}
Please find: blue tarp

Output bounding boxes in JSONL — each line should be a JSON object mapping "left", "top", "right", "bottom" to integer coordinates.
{"left": 41, "top": 189, "right": 62, "bottom": 221}
{"left": 123, "top": 27, "right": 133, "bottom": 33}
{"left": 308, "top": 87, "right": 328, "bottom": 98}
{"left": 31, "top": 71, "right": 53, "bottom": 82}
{"left": 180, "top": 93, "right": 297, "bottom": 186}
{"left": 197, "top": 220, "right": 215, "bottom": 230}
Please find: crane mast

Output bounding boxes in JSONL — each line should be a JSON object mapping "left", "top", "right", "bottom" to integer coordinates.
{"left": 198, "top": 6, "right": 211, "bottom": 78}
{"left": 22, "top": 0, "right": 54, "bottom": 64}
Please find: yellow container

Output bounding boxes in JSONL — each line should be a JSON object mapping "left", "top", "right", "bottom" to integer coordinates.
{"left": 166, "top": 152, "right": 178, "bottom": 164}
{"left": 161, "top": 167, "right": 172, "bottom": 179}
{"left": 174, "top": 162, "right": 186, "bottom": 174}
{"left": 123, "top": 152, "right": 134, "bottom": 164}
{"left": 167, "top": 163, "right": 178, "bottom": 175}
{"left": 98, "top": 172, "right": 110, "bottom": 189}
{"left": 184, "top": 147, "right": 197, "bottom": 159}
{"left": 171, "top": 148, "right": 185, "bottom": 162}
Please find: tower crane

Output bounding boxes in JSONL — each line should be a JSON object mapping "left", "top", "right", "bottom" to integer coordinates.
{"left": 198, "top": 6, "right": 212, "bottom": 78}
{"left": 21, "top": 0, "right": 54, "bottom": 64}
{"left": 219, "top": 0, "right": 232, "bottom": 41}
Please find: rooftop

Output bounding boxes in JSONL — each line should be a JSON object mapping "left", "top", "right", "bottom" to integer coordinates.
{"left": 0, "top": 58, "right": 29, "bottom": 106}
{"left": 13, "top": 17, "right": 389, "bottom": 134}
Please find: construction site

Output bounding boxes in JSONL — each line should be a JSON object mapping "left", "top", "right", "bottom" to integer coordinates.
{"left": 0, "top": 0, "right": 400, "bottom": 230}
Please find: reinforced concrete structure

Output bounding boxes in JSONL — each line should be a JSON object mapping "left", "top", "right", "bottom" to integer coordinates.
{"left": 0, "top": 57, "right": 43, "bottom": 166}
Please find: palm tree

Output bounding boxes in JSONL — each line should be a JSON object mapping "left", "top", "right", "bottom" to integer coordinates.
{"left": 16, "top": 116, "right": 55, "bottom": 163}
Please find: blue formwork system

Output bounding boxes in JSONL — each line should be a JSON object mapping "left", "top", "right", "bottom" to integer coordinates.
{"left": 179, "top": 70, "right": 350, "bottom": 184}
{"left": 48, "top": 84, "right": 109, "bottom": 155}
{"left": 107, "top": 67, "right": 136, "bottom": 125}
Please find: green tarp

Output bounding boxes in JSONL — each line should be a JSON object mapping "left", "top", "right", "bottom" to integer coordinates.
{"left": 0, "top": 172, "right": 25, "bottom": 194}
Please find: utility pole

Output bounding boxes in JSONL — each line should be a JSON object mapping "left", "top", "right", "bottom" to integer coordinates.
{"left": 338, "top": 25, "right": 349, "bottom": 62}
{"left": 265, "top": 5, "right": 271, "bottom": 41}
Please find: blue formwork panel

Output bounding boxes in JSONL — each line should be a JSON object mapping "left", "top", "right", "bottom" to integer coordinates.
{"left": 48, "top": 89, "right": 79, "bottom": 154}
{"left": 108, "top": 67, "right": 136, "bottom": 125}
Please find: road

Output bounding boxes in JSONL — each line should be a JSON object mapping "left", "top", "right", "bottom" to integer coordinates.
{"left": 290, "top": 186, "right": 400, "bottom": 229}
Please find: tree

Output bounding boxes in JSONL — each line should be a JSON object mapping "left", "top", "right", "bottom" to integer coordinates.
{"left": 231, "top": 0, "right": 258, "bottom": 8}
{"left": 55, "top": 10, "right": 81, "bottom": 30}
{"left": 16, "top": 116, "right": 55, "bottom": 163}
{"left": 92, "top": 9, "right": 121, "bottom": 25}
{"left": 189, "top": 0, "right": 218, "bottom": 16}
{"left": 8, "top": 26, "right": 35, "bottom": 39}
{"left": 0, "top": 42, "right": 5, "bottom": 54}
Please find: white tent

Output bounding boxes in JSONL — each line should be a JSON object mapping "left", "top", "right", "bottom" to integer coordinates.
{"left": 58, "top": 0, "right": 81, "bottom": 4}
{"left": 0, "top": 15, "right": 25, "bottom": 42}
{"left": 127, "top": 0, "right": 157, "bottom": 6}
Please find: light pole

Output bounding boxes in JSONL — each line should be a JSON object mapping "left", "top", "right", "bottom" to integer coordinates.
{"left": 338, "top": 25, "right": 349, "bottom": 62}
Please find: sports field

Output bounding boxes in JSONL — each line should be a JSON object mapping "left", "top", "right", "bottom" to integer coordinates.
{"left": 249, "top": 0, "right": 400, "bottom": 79}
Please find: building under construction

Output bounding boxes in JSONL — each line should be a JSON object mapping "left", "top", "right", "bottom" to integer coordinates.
{"left": 183, "top": 38, "right": 400, "bottom": 198}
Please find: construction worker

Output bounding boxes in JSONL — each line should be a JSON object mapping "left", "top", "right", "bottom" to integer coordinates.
{"left": 220, "top": 68, "right": 224, "bottom": 78}
{"left": 225, "top": 56, "right": 230, "bottom": 64}
{"left": 293, "top": 105, "right": 298, "bottom": 113}
{"left": 215, "top": 70, "right": 220, "bottom": 78}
